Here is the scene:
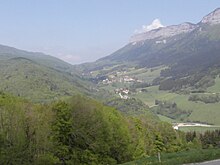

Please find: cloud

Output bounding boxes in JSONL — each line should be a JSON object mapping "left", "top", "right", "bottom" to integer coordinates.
{"left": 135, "top": 19, "right": 165, "bottom": 34}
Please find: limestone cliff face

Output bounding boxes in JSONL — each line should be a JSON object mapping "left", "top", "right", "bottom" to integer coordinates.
{"left": 201, "top": 8, "right": 220, "bottom": 25}
{"left": 130, "top": 8, "right": 220, "bottom": 43}
{"left": 130, "top": 23, "right": 197, "bottom": 42}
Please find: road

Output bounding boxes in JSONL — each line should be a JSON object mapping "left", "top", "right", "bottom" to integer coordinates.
{"left": 186, "top": 159, "right": 220, "bottom": 165}
{"left": 172, "top": 122, "right": 220, "bottom": 130}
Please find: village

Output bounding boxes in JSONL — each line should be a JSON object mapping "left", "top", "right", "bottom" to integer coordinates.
{"left": 100, "top": 73, "right": 144, "bottom": 99}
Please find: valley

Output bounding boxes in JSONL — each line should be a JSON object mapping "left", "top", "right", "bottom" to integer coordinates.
{"left": 0, "top": 5, "right": 220, "bottom": 165}
{"left": 76, "top": 9, "right": 220, "bottom": 135}
{"left": 82, "top": 63, "right": 220, "bottom": 130}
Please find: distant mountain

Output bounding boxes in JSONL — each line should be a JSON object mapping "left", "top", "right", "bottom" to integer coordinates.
{"left": 0, "top": 45, "right": 93, "bottom": 102}
{"left": 84, "top": 8, "right": 220, "bottom": 90}
{"left": 0, "top": 44, "right": 74, "bottom": 73}
{"left": 130, "top": 22, "right": 197, "bottom": 43}
{"left": 99, "top": 8, "right": 220, "bottom": 63}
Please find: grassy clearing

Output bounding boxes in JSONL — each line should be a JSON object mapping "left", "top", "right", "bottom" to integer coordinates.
{"left": 157, "top": 114, "right": 177, "bottom": 123}
{"left": 207, "top": 77, "right": 220, "bottom": 93}
{"left": 135, "top": 66, "right": 167, "bottom": 83}
{"left": 122, "top": 149, "right": 220, "bottom": 165}
{"left": 132, "top": 86, "right": 178, "bottom": 106}
{"left": 100, "top": 66, "right": 220, "bottom": 126}
{"left": 132, "top": 85, "right": 220, "bottom": 125}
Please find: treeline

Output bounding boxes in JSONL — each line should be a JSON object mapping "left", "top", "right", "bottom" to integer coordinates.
{"left": 158, "top": 75, "right": 215, "bottom": 91}
{"left": 130, "top": 82, "right": 151, "bottom": 91}
{"left": 105, "top": 97, "right": 154, "bottom": 116}
{"left": 186, "top": 130, "right": 220, "bottom": 149}
{"left": 153, "top": 100, "right": 191, "bottom": 120}
{"left": 0, "top": 93, "right": 194, "bottom": 164}
{"left": 188, "top": 94, "right": 220, "bottom": 104}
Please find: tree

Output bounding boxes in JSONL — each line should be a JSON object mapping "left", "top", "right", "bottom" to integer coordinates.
{"left": 51, "top": 101, "right": 73, "bottom": 163}
{"left": 154, "top": 134, "right": 164, "bottom": 163}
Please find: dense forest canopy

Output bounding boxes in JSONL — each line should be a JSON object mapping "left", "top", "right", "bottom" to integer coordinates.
{"left": 0, "top": 93, "right": 200, "bottom": 164}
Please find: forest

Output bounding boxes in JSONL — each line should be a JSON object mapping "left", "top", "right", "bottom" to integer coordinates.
{"left": 0, "top": 92, "right": 219, "bottom": 164}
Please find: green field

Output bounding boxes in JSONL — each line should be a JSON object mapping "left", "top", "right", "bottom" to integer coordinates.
{"left": 132, "top": 86, "right": 220, "bottom": 125}
{"left": 207, "top": 77, "right": 220, "bottom": 93}
{"left": 122, "top": 149, "right": 220, "bottom": 165}
{"left": 134, "top": 66, "right": 167, "bottom": 83}
{"left": 131, "top": 86, "right": 178, "bottom": 106}
{"left": 99, "top": 66, "right": 220, "bottom": 126}
{"left": 157, "top": 114, "right": 177, "bottom": 123}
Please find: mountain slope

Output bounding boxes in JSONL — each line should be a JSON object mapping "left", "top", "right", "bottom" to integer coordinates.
{"left": 77, "top": 8, "right": 220, "bottom": 126}
{"left": 84, "top": 8, "right": 220, "bottom": 90}
{"left": 0, "top": 44, "right": 74, "bottom": 73}
{"left": 0, "top": 45, "right": 93, "bottom": 102}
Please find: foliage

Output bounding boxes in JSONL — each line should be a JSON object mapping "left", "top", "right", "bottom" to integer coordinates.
{"left": 0, "top": 52, "right": 93, "bottom": 102}
{"left": 0, "top": 93, "right": 190, "bottom": 164}
{"left": 185, "top": 129, "right": 220, "bottom": 149}
{"left": 105, "top": 97, "right": 155, "bottom": 116}
{"left": 152, "top": 100, "right": 191, "bottom": 120}
{"left": 188, "top": 94, "right": 220, "bottom": 103}
{"left": 0, "top": 93, "right": 57, "bottom": 164}
{"left": 51, "top": 95, "right": 134, "bottom": 164}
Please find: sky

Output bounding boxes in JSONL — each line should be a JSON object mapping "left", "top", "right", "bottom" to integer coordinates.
{"left": 0, "top": 0, "right": 219, "bottom": 64}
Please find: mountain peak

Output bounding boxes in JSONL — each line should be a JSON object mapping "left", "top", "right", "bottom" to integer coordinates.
{"left": 130, "top": 22, "right": 196, "bottom": 43}
{"left": 201, "top": 8, "right": 220, "bottom": 25}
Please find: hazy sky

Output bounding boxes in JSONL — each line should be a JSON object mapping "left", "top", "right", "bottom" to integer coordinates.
{"left": 0, "top": 0, "right": 219, "bottom": 64}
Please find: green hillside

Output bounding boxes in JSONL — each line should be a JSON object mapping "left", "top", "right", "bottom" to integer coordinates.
{"left": 0, "top": 44, "right": 74, "bottom": 72}
{"left": 0, "top": 57, "right": 92, "bottom": 102}
{"left": 0, "top": 45, "right": 95, "bottom": 102}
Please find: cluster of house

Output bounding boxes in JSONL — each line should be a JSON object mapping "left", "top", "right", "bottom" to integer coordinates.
{"left": 102, "top": 75, "right": 142, "bottom": 85}
{"left": 115, "top": 88, "right": 130, "bottom": 99}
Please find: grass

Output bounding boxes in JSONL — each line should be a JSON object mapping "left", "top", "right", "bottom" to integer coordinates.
{"left": 132, "top": 85, "right": 220, "bottom": 125}
{"left": 122, "top": 149, "right": 220, "bottom": 165}
{"left": 134, "top": 66, "right": 167, "bottom": 83}
{"left": 100, "top": 65, "right": 220, "bottom": 126}
{"left": 157, "top": 114, "right": 177, "bottom": 123}
{"left": 132, "top": 86, "right": 179, "bottom": 106}
{"left": 207, "top": 77, "right": 220, "bottom": 93}
{"left": 102, "top": 81, "right": 220, "bottom": 125}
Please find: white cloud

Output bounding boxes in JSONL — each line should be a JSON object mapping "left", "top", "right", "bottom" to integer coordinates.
{"left": 135, "top": 19, "right": 165, "bottom": 34}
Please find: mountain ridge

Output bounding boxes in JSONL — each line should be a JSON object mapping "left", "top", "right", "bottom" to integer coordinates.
{"left": 130, "top": 8, "right": 220, "bottom": 43}
{"left": 0, "top": 44, "right": 74, "bottom": 73}
{"left": 0, "top": 44, "right": 95, "bottom": 102}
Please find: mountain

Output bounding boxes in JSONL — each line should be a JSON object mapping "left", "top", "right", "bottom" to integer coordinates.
{"left": 130, "top": 22, "right": 197, "bottom": 42}
{"left": 99, "top": 8, "right": 220, "bottom": 64}
{"left": 0, "top": 44, "right": 155, "bottom": 117}
{"left": 83, "top": 8, "right": 220, "bottom": 90}
{"left": 0, "top": 44, "right": 74, "bottom": 72}
{"left": 201, "top": 7, "right": 220, "bottom": 24}
{"left": 77, "top": 8, "right": 220, "bottom": 126}
{"left": 0, "top": 45, "right": 93, "bottom": 102}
